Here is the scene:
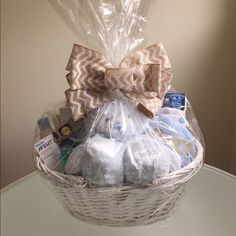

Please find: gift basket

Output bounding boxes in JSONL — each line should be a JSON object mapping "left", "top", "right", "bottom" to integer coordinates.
{"left": 34, "top": 0, "right": 204, "bottom": 226}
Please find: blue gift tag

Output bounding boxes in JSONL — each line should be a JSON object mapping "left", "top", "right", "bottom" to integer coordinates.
{"left": 163, "top": 93, "right": 186, "bottom": 110}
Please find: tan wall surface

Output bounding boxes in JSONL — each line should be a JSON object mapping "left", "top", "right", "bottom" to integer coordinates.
{"left": 1, "top": 0, "right": 236, "bottom": 188}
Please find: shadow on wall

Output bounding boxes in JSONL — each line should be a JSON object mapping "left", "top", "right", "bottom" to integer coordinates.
{"left": 190, "top": 1, "right": 236, "bottom": 174}
{"left": 146, "top": 0, "right": 236, "bottom": 174}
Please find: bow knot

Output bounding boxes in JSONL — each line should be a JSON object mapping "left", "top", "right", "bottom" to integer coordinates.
{"left": 105, "top": 68, "right": 134, "bottom": 92}
{"left": 65, "top": 43, "right": 172, "bottom": 120}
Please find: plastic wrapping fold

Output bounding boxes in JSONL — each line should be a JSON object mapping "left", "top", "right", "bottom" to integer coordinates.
{"left": 34, "top": 0, "right": 204, "bottom": 189}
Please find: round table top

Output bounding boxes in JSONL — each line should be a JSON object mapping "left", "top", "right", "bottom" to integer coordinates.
{"left": 1, "top": 165, "right": 236, "bottom": 236}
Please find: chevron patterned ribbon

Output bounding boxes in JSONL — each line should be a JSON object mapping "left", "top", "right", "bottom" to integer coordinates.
{"left": 65, "top": 43, "right": 173, "bottom": 121}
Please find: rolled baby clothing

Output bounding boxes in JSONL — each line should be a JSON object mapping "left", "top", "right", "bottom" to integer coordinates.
{"left": 81, "top": 134, "right": 125, "bottom": 186}
{"left": 123, "top": 134, "right": 182, "bottom": 185}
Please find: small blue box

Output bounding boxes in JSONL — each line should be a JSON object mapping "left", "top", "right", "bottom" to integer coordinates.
{"left": 163, "top": 93, "right": 186, "bottom": 110}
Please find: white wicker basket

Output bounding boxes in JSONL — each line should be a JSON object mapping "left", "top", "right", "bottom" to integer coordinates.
{"left": 35, "top": 140, "right": 203, "bottom": 226}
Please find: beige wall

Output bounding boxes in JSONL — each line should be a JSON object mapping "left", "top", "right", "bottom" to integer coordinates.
{"left": 1, "top": 0, "right": 236, "bottom": 188}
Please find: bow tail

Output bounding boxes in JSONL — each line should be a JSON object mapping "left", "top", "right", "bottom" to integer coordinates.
{"left": 65, "top": 89, "right": 110, "bottom": 121}
{"left": 137, "top": 97, "right": 162, "bottom": 118}
{"left": 125, "top": 92, "right": 163, "bottom": 118}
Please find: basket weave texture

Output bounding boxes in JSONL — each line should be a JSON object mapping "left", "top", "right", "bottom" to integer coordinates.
{"left": 36, "top": 141, "right": 203, "bottom": 226}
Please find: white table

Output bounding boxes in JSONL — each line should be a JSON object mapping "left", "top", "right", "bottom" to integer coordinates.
{"left": 1, "top": 165, "right": 236, "bottom": 236}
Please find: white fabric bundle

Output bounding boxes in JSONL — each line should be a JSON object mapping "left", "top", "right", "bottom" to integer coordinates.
{"left": 81, "top": 134, "right": 125, "bottom": 186}
{"left": 123, "top": 134, "right": 182, "bottom": 185}
{"left": 66, "top": 134, "right": 125, "bottom": 186}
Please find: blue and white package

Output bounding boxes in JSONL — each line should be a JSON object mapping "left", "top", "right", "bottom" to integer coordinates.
{"left": 149, "top": 106, "right": 198, "bottom": 167}
{"left": 163, "top": 93, "right": 186, "bottom": 110}
{"left": 150, "top": 107, "right": 193, "bottom": 140}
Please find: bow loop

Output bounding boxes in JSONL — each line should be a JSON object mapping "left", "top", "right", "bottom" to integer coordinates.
{"left": 65, "top": 43, "right": 172, "bottom": 121}
{"left": 66, "top": 44, "right": 112, "bottom": 71}
{"left": 120, "top": 43, "right": 171, "bottom": 69}
{"left": 66, "top": 60, "right": 106, "bottom": 91}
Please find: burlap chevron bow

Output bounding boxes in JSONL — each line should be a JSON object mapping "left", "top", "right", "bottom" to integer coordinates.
{"left": 65, "top": 43, "right": 172, "bottom": 121}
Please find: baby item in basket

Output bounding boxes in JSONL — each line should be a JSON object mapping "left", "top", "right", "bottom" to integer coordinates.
{"left": 34, "top": 133, "right": 60, "bottom": 170}
{"left": 77, "top": 134, "right": 125, "bottom": 186}
{"left": 163, "top": 93, "right": 186, "bottom": 110}
{"left": 65, "top": 144, "right": 86, "bottom": 175}
{"left": 123, "top": 134, "right": 182, "bottom": 185}
{"left": 169, "top": 136, "right": 196, "bottom": 167}
{"left": 150, "top": 107, "right": 197, "bottom": 167}
{"left": 150, "top": 107, "right": 193, "bottom": 140}
{"left": 57, "top": 122, "right": 85, "bottom": 166}
{"left": 81, "top": 134, "right": 125, "bottom": 186}
{"left": 37, "top": 117, "right": 54, "bottom": 139}
{"left": 95, "top": 99, "right": 148, "bottom": 141}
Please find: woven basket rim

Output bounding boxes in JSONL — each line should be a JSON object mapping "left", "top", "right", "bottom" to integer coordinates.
{"left": 35, "top": 139, "right": 204, "bottom": 189}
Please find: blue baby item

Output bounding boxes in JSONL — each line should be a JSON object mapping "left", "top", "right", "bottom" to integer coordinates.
{"left": 150, "top": 107, "right": 194, "bottom": 141}
{"left": 149, "top": 107, "right": 197, "bottom": 167}
{"left": 95, "top": 98, "right": 148, "bottom": 141}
